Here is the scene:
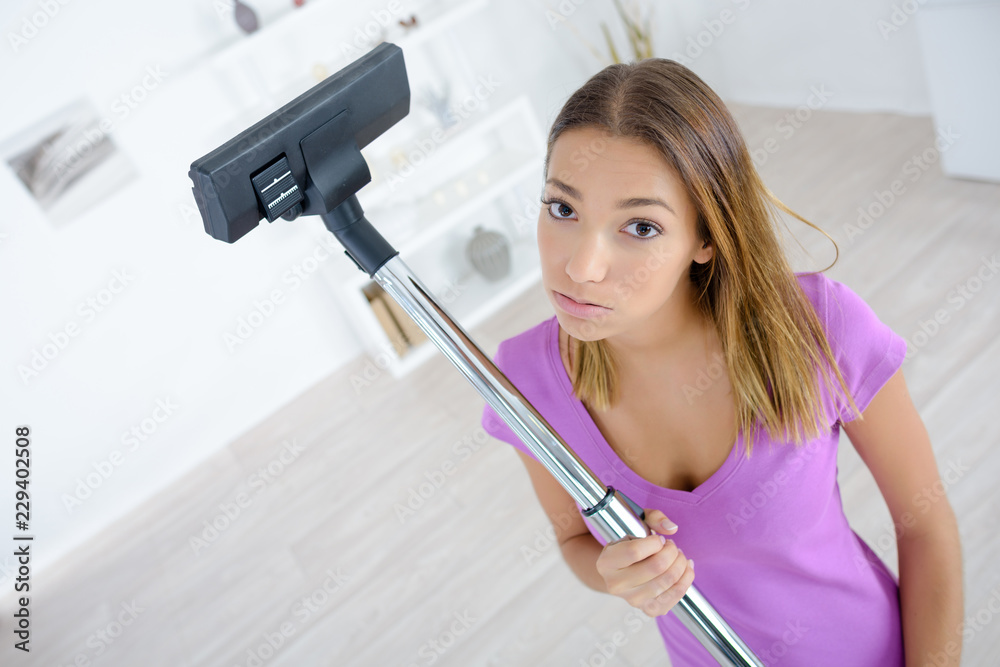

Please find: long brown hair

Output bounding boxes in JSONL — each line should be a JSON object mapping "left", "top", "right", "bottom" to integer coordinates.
{"left": 545, "top": 59, "right": 860, "bottom": 454}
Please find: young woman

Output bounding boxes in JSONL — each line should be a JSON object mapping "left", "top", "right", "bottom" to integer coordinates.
{"left": 481, "top": 59, "right": 963, "bottom": 666}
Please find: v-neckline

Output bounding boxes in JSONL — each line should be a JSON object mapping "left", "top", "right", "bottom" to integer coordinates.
{"left": 545, "top": 317, "right": 746, "bottom": 505}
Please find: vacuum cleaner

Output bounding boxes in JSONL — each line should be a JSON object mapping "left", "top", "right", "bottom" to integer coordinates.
{"left": 188, "top": 42, "right": 763, "bottom": 667}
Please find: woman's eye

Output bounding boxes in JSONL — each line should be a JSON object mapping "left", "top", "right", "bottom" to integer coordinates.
{"left": 546, "top": 201, "right": 576, "bottom": 219}
{"left": 624, "top": 221, "right": 661, "bottom": 239}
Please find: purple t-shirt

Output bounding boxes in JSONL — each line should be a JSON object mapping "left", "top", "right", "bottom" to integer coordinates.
{"left": 481, "top": 272, "right": 908, "bottom": 666}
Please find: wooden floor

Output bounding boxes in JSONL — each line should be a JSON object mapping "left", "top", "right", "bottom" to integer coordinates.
{"left": 4, "top": 105, "right": 999, "bottom": 666}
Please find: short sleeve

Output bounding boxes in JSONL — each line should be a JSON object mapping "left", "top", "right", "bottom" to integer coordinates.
{"left": 480, "top": 338, "right": 536, "bottom": 459}
{"left": 820, "top": 276, "right": 908, "bottom": 423}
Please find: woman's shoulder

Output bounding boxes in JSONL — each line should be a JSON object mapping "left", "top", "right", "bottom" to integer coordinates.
{"left": 492, "top": 316, "right": 559, "bottom": 376}
{"left": 481, "top": 316, "right": 569, "bottom": 452}
{"left": 793, "top": 270, "right": 908, "bottom": 421}
{"left": 793, "top": 270, "right": 834, "bottom": 313}
{"left": 793, "top": 270, "right": 887, "bottom": 336}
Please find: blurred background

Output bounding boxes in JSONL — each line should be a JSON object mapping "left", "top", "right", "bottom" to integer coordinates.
{"left": 1, "top": 0, "right": 998, "bottom": 665}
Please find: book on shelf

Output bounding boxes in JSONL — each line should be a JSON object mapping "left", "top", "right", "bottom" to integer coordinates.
{"left": 363, "top": 282, "right": 428, "bottom": 358}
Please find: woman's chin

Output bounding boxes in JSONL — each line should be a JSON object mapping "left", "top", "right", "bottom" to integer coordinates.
{"left": 554, "top": 312, "right": 610, "bottom": 342}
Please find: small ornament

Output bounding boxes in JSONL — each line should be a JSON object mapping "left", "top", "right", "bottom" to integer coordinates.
{"left": 233, "top": 0, "right": 259, "bottom": 34}
{"left": 466, "top": 227, "right": 511, "bottom": 282}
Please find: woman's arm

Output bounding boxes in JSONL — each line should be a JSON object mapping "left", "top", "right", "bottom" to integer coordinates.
{"left": 514, "top": 450, "right": 610, "bottom": 592}
{"left": 513, "top": 450, "right": 693, "bottom": 615}
{"left": 842, "top": 367, "right": 964, "bottom": 667}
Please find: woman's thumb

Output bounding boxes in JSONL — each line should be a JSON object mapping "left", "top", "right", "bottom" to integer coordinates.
{"left": 644, "top": 509, "right": 678, "bottom": 534}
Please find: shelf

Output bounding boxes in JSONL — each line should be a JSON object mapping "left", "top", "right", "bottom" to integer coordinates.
{"left": 358, "top": 96, "right": 542, "bottom": 206}
{"left": 349, "top": 151, "right": 540, "bottom": 291}
{"left": 381, "top": 244, "right": 542, "bottom": 377}
{"left": 345, "top": 96, "right": 544, "bottom": 288}
{"left": 206, "top": 0, "right": 489, "bottom": 73}
{"left": 200, "top": 0, "right": 492, "bottom": 138}
{"left": 307, "top": 59, "right": 546, "bottom": 378}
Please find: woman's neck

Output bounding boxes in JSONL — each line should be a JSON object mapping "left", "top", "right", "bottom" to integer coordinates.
{"left": 605, "top": 285, "right": 711, "bottom": 370}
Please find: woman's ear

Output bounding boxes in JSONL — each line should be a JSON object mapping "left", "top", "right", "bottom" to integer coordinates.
{"left": 694, "top": 239, "right": 714, "bottom": 264}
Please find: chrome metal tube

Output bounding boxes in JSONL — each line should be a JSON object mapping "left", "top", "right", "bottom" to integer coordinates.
{"left": 372, "top": 255, "right": 763, "bottom": 667}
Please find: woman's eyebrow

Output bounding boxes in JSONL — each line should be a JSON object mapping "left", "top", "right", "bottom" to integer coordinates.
{"left": 616, "top": 196, "right": 676, "bottom": 215}
{"left": 546, "top": 178, "right": 676, "bottom": 216}
{"left": 545, "top": 178, "right": 582, "bottom": 200}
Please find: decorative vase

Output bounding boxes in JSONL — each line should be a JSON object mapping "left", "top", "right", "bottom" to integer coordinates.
{"left": 234, "top": 0, "right": 259, "bottom": 34}
{"left": 466, "top": 227, "right": 511, "bottom": 282}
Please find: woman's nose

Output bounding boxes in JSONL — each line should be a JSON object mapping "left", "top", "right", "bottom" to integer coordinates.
{"left": 565, "top": 232, "right": 609, "bottom": 284}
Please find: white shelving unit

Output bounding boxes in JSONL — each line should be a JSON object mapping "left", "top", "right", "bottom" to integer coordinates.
{"left": 202, "top": 0, "right": 493, "bottom": 143}
{"left": 187, "top": 0, "right": 547, "bottom": 378}
{"left": 329, "top": 94, "right": 546, "bottom": 377}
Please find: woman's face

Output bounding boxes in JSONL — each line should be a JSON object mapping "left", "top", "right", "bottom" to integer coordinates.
{"left": 537, "top": 126, "right": 713, "bottom": 347}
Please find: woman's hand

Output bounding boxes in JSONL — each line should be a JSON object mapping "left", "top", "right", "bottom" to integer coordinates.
{"left": 595, "top": 509, "right": 695, "bottom": 617}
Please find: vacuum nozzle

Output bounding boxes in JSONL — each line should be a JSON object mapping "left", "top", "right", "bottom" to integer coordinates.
{"left": 189, "top": 42, "right": 410, "bottom": 244}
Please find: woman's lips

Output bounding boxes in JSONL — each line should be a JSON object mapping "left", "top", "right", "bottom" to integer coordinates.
{"left": 553, "top": 291, "right": 612, "bottom": 319}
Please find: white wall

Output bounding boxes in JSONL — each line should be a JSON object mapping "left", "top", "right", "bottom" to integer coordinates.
{"left": 654, "top": 0, "right": 932, "bottom": 113}
{"left": 916, "top": 0, "right": 1000, "bottom": 181}
{"left": 0, "top": 0, "right": 937, "bottom": 575}
{"left": 0, "top": 0, "right": 388, "bottom": 574}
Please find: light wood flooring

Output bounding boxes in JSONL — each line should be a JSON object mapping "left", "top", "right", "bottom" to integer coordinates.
{"left": 4, "top": 104, "right": 999, "bottom": 666}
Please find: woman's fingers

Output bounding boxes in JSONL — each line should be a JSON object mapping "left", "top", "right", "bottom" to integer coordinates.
{"left": 597, "top": 532, "right": 671, "bottom": 582}
{"left": 596, "top": 510, "right": 694, "bottom": 617}
{"left": 637, "top": 553, "right": 696, "bottom": 617}
{"left": 644, "top": 508, "right": 678, "bottom": 535}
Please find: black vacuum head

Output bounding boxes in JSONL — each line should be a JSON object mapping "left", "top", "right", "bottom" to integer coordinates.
{"left": 189, "top": 42, "right": 410, "bottom": 243}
